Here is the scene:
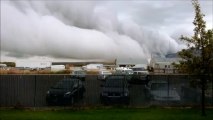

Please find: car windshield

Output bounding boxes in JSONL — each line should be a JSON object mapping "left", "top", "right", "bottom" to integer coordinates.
{"left": 125, "top": 70, "right": 133, "bottom": 74}
{"left": 102, "top": 71, "right": 111, "bottom": 74}
{"left": 53, "top": 79, "right": 75, "bottom": 89}
{"left": 107, "top": 75, "right": 125, "bottom": 80}
{"left": 151, "top": 83, "right": 168, "bottom": 90}
{"left": 105, "top": 78, "right": 125, "bottom": 87}
{"left": 132, "top": 68, "right": 146, "bottom": 71}
{"left": 135, "top": 71, "right": 148, "bottom": 75}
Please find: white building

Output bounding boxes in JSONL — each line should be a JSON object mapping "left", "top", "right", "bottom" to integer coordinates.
{"left": 0, "top": 64, "right": 7, "bottom": 70}
{"left": 16, "top": 61, "right": 52, "bottom": 69}
{"left": 149, "top": 53, "right": 182, "bottom": 74}
{"left": 0, "top": 64, "right": 7, "bottom": 67}
{"left": 51, "top": 65, "right": 65, "bottom": 72}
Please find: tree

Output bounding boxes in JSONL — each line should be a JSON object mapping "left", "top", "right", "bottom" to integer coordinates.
{"left": 177, "top": 0, "right": 213, "bottom": 116}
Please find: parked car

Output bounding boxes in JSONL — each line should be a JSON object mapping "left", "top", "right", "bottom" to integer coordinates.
{"left": 129, "top": 71, "right": 150, "bottom": 84}
{"left": 46, "top": 78, "right": 85, "bottom": 106}
{"left": 71, "top": 70, "right": 86, "bottom": 81}
{"left": 97, "top": 70, "right": 112, "bottom": 80}
{"left": 180, "top": 86, "right": 201, "bottom": 103}
{"left": 114, "top": 68, "right": 134, "bottom": 82}
{"left": 180, "top": 85, "right": 212, "bottom": 104}
{"left": 114, "top": 68, "right": 134, "bottom": 75}
{"left": 100, "top": 75, "right": 130, "bottom": 105}
{"left": 144, "top": 80, "right": 180, "bottom": 103}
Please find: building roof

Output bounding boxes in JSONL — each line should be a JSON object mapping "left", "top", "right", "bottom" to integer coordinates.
{"left": 154, "top": 57, "right": 181, "bottom": 63}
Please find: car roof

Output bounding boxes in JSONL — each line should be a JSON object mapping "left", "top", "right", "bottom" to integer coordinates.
{"left": 150, "top": 80, "right": 167, "bottom": 84}
{"left": 106, "top": 75, "right": 125, "bottom": 79}
{"left": 61, "top": 78, "right": 80, "bottom": 82}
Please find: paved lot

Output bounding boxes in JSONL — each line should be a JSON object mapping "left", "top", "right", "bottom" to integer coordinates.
{"left": 82, "top": 75, "right": 148, "bottom": 106}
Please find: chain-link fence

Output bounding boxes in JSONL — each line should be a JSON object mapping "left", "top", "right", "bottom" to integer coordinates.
{"left": 0, "top": 74, "right": 212, "bottom": 107}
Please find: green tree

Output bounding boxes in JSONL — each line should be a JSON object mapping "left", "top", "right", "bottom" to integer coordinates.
{"left": 177, "top": 0, "right": 213, "bottom": 116}
{"left": 178, "top": 1, "right": 213, "bottom": 75}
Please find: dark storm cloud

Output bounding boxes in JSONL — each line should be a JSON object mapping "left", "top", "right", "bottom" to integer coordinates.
{"left": 1, "top": 0, "right": 212, "bottom": 63}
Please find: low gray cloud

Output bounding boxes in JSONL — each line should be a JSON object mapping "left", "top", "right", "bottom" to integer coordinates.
{"left": 1, "top": 0, "right": 212, "bottom": 63}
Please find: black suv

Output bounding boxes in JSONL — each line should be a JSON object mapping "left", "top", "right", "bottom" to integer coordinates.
{"left": 46, "top": 78, "right": 85, "bottom": 106}
{"left": 100, "top": 75, "right": 130, "bottom": 105}
{"left": 130, "top": 72, "right": 150, "bottom": 84}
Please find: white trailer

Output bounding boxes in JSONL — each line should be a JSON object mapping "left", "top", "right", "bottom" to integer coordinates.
{"left": 51, "top": 65, "right": 65, "bottom": 72}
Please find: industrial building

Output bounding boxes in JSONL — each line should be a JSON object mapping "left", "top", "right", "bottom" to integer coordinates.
{"left": 149, "top": 53, "right": 182, "bottom": 74}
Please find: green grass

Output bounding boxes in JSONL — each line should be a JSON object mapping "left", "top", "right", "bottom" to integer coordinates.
{"left": 0, "top": 108, "right": 213, "bottom": 120}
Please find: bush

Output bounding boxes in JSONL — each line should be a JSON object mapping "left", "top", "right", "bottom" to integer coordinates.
{"left": 86, "top": 70, "right": 99, "bottom": 75}
{"left": 51, "top": 70, "right": 71, "bottom": 74}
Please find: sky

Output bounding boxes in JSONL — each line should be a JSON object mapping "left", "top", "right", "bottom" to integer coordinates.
{"left": 0, "top": 0, "right": 213, "bottom": 64}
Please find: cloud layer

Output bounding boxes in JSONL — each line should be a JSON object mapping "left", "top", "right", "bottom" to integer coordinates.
{"left": 1, "top": 0, "right": 212, "bottom": 63}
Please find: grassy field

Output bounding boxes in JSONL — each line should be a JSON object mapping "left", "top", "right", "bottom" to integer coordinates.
{"left": 0, "top": 108, "right": 213, "bottom": 120}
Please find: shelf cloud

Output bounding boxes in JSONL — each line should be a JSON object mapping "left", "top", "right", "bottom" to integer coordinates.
{"left": 1, "top": 0, "right": 212, "bottom": 63}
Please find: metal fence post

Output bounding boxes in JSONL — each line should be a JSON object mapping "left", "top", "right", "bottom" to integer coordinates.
{"left": 212, "top": 74, "right": 213, "bottom": 106}
{"left": 167, "top": 75, "right": 169, "bottom": 104}
{"left": 33, "top": 75, "right": 37, "bottom": 109}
